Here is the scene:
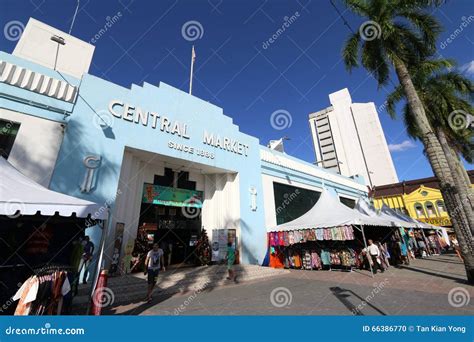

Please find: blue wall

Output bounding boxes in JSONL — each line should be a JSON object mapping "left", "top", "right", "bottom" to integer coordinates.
{"left": 49, "top": 74, "right": 267, "bottom": 264}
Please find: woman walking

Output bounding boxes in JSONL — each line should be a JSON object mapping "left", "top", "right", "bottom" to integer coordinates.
{"left": 226, "top": 241, "right": 237, "bottom": 283}
{"left": 450, "top": 235, "right": 463, "bottom": 261}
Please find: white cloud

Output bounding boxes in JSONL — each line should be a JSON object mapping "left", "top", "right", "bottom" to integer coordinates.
{"left": 388, "top": 140, "right": 416, "bottom": 152}
{"left": 459, "top": 60, "right": 474, "bottom": 76}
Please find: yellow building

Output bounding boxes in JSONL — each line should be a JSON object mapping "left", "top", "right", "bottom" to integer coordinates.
{"left": 372, "top": 171, "right": 474, "bottom": 228}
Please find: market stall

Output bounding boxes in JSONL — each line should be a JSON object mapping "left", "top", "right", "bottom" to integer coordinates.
{"left": 266, "top": 190, "right": 392, "bottom": 275}
{"left": 0, "top": 157, "right": 108, "bottom": 315}
{"left": 355, "top": 198, "right": 449, "bottom": 262}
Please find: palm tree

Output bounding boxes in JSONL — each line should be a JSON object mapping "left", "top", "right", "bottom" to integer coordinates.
{"left": 341, "top": 0, "right": 474, "bottom": 282}
{"left": 386, "top": 59, "right": 473, "bottom": 203}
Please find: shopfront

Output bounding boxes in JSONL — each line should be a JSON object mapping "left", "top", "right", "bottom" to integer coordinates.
{"left": 139, "top": 182, "right": 203, "bottom": 266}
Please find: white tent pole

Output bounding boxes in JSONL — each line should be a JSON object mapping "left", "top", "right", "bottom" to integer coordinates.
{"left": 86, "top": 208, "right": 110, "bottom": 313}
{"left": 360, "top": 224, "right": 374, "bottom": 278}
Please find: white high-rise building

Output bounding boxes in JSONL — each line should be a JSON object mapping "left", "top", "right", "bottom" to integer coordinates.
{"left": 309, "top": 88, "right": 398, "bottom": 187}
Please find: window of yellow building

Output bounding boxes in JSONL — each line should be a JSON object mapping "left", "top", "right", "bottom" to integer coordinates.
{"left": 436, "top": 200, "right": 445, "bottom": 214}
{"left": 425, "top": 202, "right": 437, "bottom": 217}
{"left": 414, "top": 203, "right": 425, "bottom": 217}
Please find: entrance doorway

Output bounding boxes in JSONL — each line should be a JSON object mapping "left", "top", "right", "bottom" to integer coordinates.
{"left": 138, "top": 182, "right": 203, "bottom": 267}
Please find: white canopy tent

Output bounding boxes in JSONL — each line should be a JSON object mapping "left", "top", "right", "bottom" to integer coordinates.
{"left": 267, "top": 189, "right": 393, "bottom": 277}
{"left": 0, "top": 157, "right": 109, "bottom": 312}
{"left": 0, "top": 157, "right": 107, "bottom": 220}
{"left": 379, "top": 203, "right": 450, "bottom": 246}
{"left": 354, "top": 197, "right": 410, "bottom": 228}
{"left": 379, "top": 203, "right": 425, "bottom": 228}
{"left": 267, "top": 189, "right": 391, "bottom": 232}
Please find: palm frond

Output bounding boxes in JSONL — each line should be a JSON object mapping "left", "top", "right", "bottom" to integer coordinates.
{"left": 385, "top": 85, "right": 405, "bottom": 118}
{"left": 342, "top": 0, "right": 371, "bottom": 16}
{"left": 396, "top": 10, "right": 442, "bottom": 50}
{"left": 361, "top": 39, "right": 390, "bottom": 85}
{"left": 402, "top": 103, "right": 422, "bottom": 140}
{"left": 342, "top": 32, "right": 361, "bottom": 71}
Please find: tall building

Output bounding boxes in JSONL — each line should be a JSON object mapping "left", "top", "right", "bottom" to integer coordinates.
{"left": 309, "top": 88, "right": 399, "bottom": 187}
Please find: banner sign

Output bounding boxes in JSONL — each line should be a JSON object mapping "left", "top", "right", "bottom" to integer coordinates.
{"left": 419, "top": 217, "right": 451, "bottom": 227}
{"left": 142, "top": 183, "right": 203, "bottom": 208}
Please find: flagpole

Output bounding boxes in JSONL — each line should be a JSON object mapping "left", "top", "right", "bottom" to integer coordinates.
{"left": 189, "top": 45, "right": 195, "bottom": 95}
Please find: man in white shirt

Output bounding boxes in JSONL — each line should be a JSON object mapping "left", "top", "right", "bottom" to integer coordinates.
{"left": 144, "top": 243, "right": 165, "bottom": 302}
{"left": 366, "top": 239, "right": 384, "bottom": 274}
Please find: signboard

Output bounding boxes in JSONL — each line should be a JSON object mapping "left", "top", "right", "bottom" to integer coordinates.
{"left": 142, "top": 183, "right": 203, "bottom": 208}
{"left": 108, "top": 100, "right": 249, "bottom": 157}
{"left": 211, "top": 229, "right": 227, "bottom": 262}
{"left": 419, "top": 217, "right": 451, "bottom": 227}
{"left": 211, "top": 229, "right": 238, "bottom": 262}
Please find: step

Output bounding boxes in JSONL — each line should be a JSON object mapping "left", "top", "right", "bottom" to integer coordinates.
{"left": 71, "top": 265, "right": 288, "bottom": 313}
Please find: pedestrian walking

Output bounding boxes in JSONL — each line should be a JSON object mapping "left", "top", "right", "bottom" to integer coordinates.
{"left": 78, "top": 236, "right": 94, "bottom": 284}
{"left": 415, "top": 233, "right": 428, "bottom": 258}
{"left": 366, "top": 239, "right": 384, "bottom": 274}
{"left": 399, "top": 239, "right": 410, "bottom": 265}
{"left": 226, "top": 241, "right": 237, "bottom": 282}
{"left": 450, "top": 235, "right": 463, "bottom": 261}
{"left": 144, "top": 243, "right": 165, "bottom": 302}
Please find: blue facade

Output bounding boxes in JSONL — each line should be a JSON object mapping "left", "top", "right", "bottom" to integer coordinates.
{"left": 1, "top": 50, "right": 367, "bottom": 265}
{"left": 48, "top": 73, "right": 268, "bottom": 264}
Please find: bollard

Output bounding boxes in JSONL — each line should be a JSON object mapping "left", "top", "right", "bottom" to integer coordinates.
{"left": 90, "top": 269, "right": 108, "bottom": 315}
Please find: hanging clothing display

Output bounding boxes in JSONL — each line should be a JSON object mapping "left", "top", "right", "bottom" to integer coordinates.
{"left": 281, "top": 246, "right": 358, "bottom": 271}
{"left": 311, "top": 251, "right": 322, "bottom": 270}
{"left": 13, "top": 276, "right": 39, "bottom": 316}
{"left": 268, "top": 226, "right": 355, "bottom": 248}
{"left": 267, "top": 226, "right": 358, "bottom": 272}
{"left": 13, "top": 268, "right": 71, "bottom": 316}
{"left": 320, "top": 250, "right": 331, "bottom": 266}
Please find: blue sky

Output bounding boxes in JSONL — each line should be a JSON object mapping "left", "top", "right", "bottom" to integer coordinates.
{"left": 1, "top": 0, "right": 473, "bottom": 181}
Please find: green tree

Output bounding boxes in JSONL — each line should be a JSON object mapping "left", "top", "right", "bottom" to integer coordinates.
{"left": 386, "top": 59, "right": 473, "bottom": 202}
{"left": 341, "top": 0, "right": 474, "bottom": 282}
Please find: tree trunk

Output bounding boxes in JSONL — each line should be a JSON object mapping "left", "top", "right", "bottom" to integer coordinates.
{"left": 436, "top": 128, "right": 474, "bottom": 233}
{"left": 453, "top": 153, "right": 474, "bottom": 202}
{"left": 394, "top": 59, "right": 474, "bottom": 284}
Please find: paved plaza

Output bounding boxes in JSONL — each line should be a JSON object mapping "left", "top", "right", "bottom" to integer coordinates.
{"left": 105, "top": 253, "right": 473, "bottom": 316}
